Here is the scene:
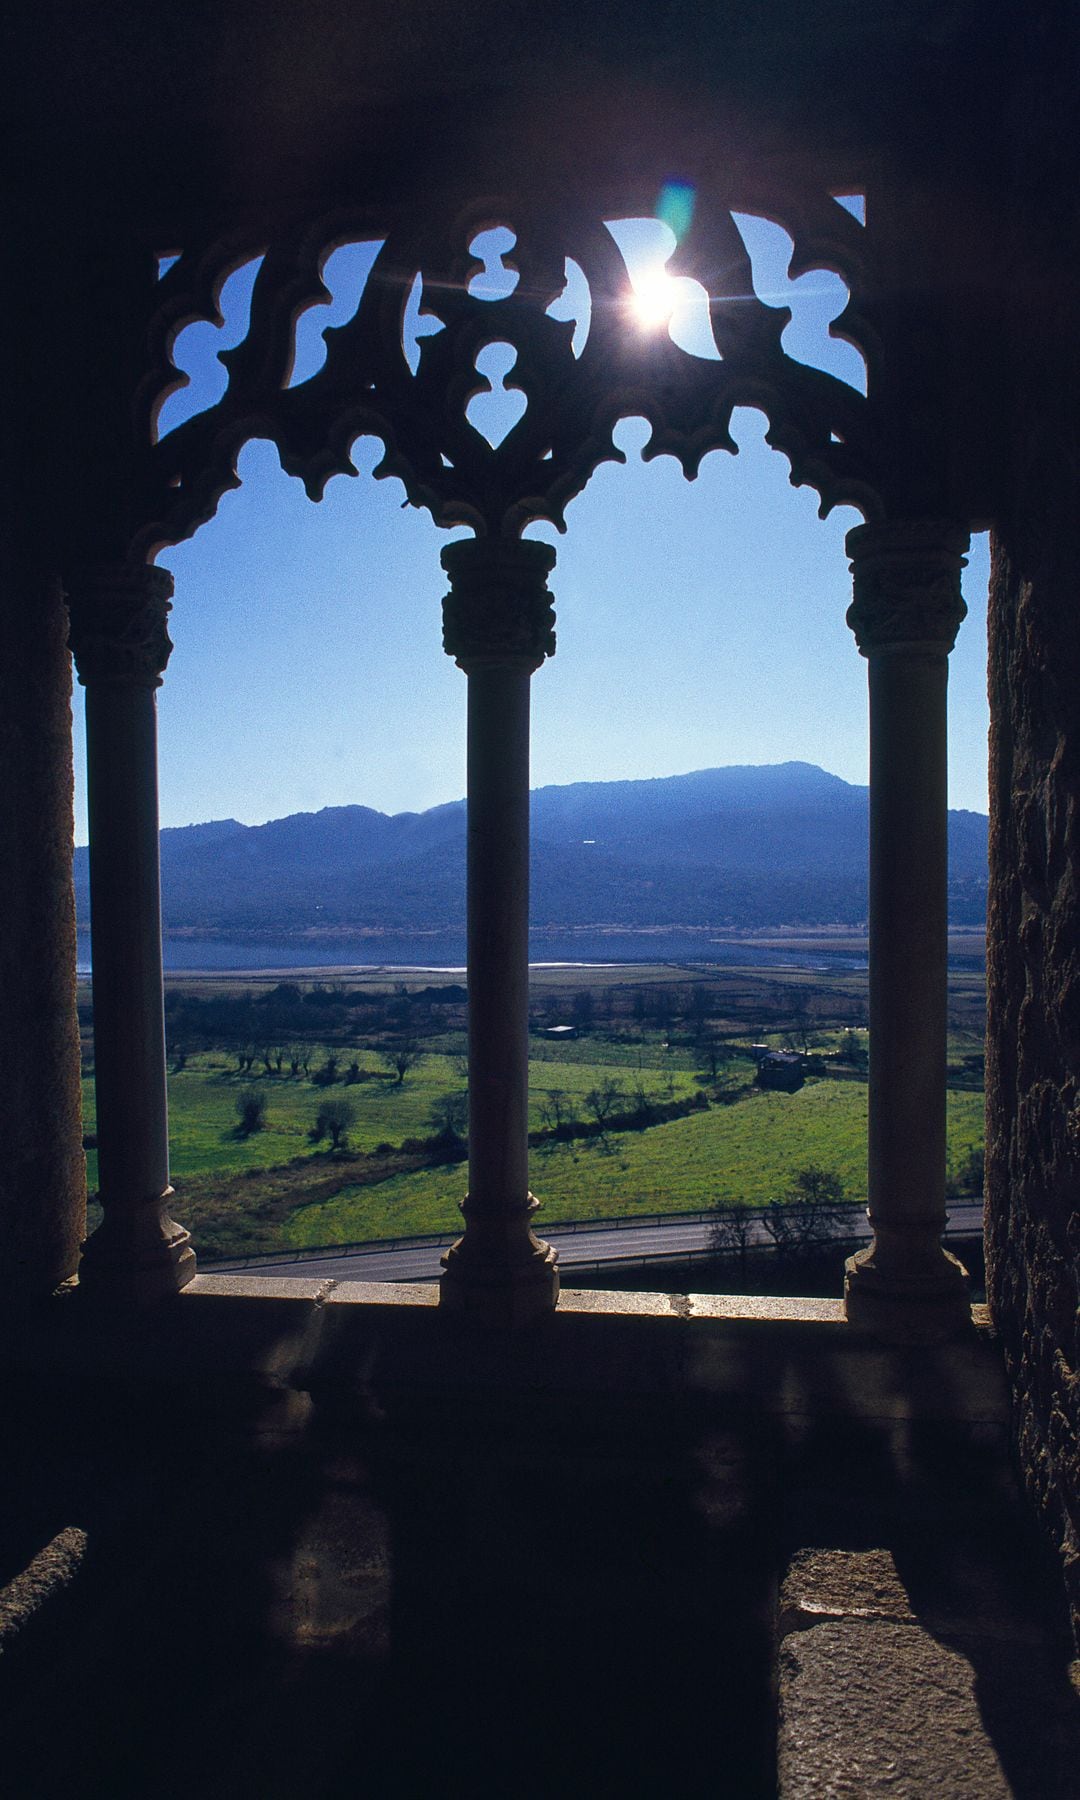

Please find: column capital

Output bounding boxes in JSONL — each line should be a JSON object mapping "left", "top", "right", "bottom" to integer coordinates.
{"left": 441, "top": 537, "right": 556, "bottom": 672}
{"left": 845, "top": 520, "right": 969, "bottom": 657}
{"left": 67, "top": 563, "right": 175, "bottom": 689}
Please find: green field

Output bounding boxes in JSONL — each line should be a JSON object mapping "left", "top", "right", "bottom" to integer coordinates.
{"left": 78, "top": 956, "right": 986, "bottom": 1259}
{"left": 81, "top": 1046, "right": 701, "bottom": 1187}
{"left": 282, "top": 1081, "right": 985, "bottom": 1247}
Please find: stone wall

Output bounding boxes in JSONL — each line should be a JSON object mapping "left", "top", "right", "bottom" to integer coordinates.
{"left": 0, "top": 558, "right": 85, "bottom": 1297}
{"left": 984, "top": 0, "right": 1080, "bottom": 1648}
{"left": 0, "top": 213, "right": 89, "bottom": 1300}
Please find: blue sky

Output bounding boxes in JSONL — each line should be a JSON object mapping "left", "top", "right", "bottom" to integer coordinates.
{"left": 72, "top": 207, "right": 990, "bottom": 840}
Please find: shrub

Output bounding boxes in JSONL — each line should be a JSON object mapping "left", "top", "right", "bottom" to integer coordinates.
{"left": 786, "top": 1165, "right": 847, "bottom": 1208}
{"left": 310, "top": 1096, "right": 356, "bottom": 1150}
{"left": 837, "top": 1030, "right": 868, "bottom": 1071}
{"left": 235, "top": 1089, "right": 266, "bottom": 1136}
{"left": 946, "top": 1145, "right": 984, "bottom": 1197}
{"left": 429, "top": 1090, "right": 468, "bottom": 1142}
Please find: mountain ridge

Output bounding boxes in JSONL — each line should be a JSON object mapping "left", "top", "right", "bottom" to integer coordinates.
{"left": 73, "top": 762, "right": 989, "bottom": 932}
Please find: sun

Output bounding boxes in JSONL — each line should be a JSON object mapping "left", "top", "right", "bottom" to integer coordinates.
{"left": 631, "top": 266, "right": 678, "bottom": 329}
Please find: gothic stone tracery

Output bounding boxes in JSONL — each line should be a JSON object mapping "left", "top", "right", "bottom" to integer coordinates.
{"left": 130, "top": 183, "right": 882, "bottom": 561}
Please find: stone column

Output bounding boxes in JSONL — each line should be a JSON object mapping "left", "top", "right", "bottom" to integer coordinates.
{"left": 844, "top": 521, "right": 971, "bottom": 1339}
{"left": 439, "top": 538, "right": 559, "bottom": 1323}
{"left": 68, "top": 563, "right": 195, "bottom": 1301}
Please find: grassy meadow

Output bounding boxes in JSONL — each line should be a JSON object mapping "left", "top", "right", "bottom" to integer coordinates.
{"left": 81, "top": 1046, "right": 703, "bottom": 1187}
{"left": 283, "top": 1082, "right": 985, "bottom": 1248}
{"left": 78, "top": 953, "right": 987, "bottom": 1260}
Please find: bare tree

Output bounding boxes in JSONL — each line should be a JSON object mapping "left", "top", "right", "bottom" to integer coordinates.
{"left": 585, "top": 1078, "right": 625, "bottom": 1144}
{"left": 785, "top": 993, "right": 814, "bottom": 1054}
{"left": 647, "top": 988, "right": 675, "bottom": 1033}
{"left": 708, "top": 1203, "right": 758, "bottom": 1284}
{"left": 687, "top": 985, "right": 715, "bottom": 1040}
{"left": 762, "top": 1166, "right": 848, "bottom": 1262}
{"left": 629, "top": 1079, "right": 660, "bottom": 1124}
{"left": 539, "top": 1087, "right": 572, "bottom": 1134}
{"left": 698, "top": 1035, "right": 731, "bottom": 1085}
{"left": 383, "top": 1039, "right": 421, "bottom": 1085}
{"left": 571, "top": 990, "right": 595, "bottom": 1031}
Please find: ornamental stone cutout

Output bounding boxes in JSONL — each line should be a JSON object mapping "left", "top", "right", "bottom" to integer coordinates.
{"left": 67, "top": 564, "right": 175, "bottom": 688}
{"left": 131, "top": 184, "right": 883, "bottom": 558}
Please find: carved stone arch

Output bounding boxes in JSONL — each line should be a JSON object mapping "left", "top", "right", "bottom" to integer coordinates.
{"left": 132, "top": 173, "right": 886, "bottom": 561}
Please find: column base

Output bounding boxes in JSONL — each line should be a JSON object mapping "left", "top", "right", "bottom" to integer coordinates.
{"left": 79, "top": 1190, "right": 196, "bottom": 1304}
{"left": 439, "top": 1195, "right": 559, "bottom": 1325}
{"left": 844, "top": 1244, "right": 971, "bottom": 1343}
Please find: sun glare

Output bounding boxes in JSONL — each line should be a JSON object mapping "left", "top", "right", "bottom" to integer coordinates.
{"left": 631, "top": 266, "right": 678, "bottom": 329}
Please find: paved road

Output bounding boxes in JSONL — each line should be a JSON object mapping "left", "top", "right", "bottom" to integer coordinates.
{"left": 209, "top": 1200, "right": 984, "bottom": 1284}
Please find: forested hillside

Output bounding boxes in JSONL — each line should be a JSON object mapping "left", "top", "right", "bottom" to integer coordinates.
{"left": 73, "top": 762, "right": 989, "bottom": 932}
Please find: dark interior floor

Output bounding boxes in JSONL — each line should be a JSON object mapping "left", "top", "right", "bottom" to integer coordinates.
{"left": 0, "top": 1369, "right": 1074, "bottom": 1800}
{"left": 0, "top": 1384, "right": 778, "bottom": 1800}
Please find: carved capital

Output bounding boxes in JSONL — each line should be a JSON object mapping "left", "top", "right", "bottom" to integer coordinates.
{"left": 845, "top": 521, "right": 969, "bottom": 657}
{"left": 67, "top": 564, "right": 175, "bottom": 689}
{"left": 441, "top": 538, "right": 556, "bottom": 671}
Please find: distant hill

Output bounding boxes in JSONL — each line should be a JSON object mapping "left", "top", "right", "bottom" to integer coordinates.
{"left": 73, "top": 762, "right": 989, "bottom": 934}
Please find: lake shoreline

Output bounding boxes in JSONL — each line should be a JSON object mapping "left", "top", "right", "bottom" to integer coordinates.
{"left": 76, "top": 924, "right": 985, "bottom": 977}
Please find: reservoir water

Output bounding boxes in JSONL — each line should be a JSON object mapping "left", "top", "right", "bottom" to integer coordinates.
{"left": 76, "top": 927, "right": 984, "bottom": 978}
{"left": 76, "top": 928, "right": 885, "bottom": 976}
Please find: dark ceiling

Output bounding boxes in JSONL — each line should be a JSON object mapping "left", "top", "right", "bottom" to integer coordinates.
{"left": 6, "top": 0, "right": 1013, "bottom": 240}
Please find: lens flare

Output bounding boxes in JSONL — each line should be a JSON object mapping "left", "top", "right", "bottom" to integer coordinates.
{"left": 657, "top": 180, "right": 696, "bottom": 244}
{"left": 631, "top": 266, "right": 678, "bottom": 329}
